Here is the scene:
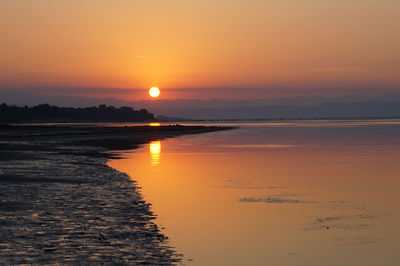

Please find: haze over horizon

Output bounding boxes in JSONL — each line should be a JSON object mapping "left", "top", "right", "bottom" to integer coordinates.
{"left": 2, "top": 89, "right": 400, "bottom": 120}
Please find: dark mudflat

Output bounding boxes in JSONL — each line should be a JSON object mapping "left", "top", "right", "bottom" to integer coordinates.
{"left": 0, "top": 124, "right": 233, "bottom": 264}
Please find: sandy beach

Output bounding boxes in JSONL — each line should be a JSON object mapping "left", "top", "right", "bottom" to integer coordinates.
{"left": 0, "top": 124, "right": 232, "bottom": 264}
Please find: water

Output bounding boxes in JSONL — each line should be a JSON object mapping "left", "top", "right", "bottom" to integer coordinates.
{"left": 109, "top": 120, "right": 400, "bottom": 266}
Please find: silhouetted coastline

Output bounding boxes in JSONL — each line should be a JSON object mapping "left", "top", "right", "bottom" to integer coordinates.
{"left": 0, "top": 103, "right": 155, "bottom": 123}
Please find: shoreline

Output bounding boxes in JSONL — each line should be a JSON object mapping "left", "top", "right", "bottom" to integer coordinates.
{"left": 0, "top": 125, "right": 233, "bottom": 264}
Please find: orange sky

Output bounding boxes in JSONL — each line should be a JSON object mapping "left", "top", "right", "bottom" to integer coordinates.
{"left": 0, "top": 0, "right": 399, "bottom": 100}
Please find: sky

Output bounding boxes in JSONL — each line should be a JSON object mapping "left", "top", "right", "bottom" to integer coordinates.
{"left": 0, "top": 0, "right": 399, "bottom": 100}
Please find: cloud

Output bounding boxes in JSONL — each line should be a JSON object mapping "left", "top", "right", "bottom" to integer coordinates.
{"left": 311, "top": 67, "right": 369, "bottom": 73}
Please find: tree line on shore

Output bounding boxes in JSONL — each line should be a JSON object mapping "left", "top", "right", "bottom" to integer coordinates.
{"left": 0, "top": 103, "right": 155, "bottom": 123}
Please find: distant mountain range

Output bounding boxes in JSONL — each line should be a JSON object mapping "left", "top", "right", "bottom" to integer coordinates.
{"left": 168, "top": 100, "right": 400, "bottom": 120}
{"left": 1, "top": 89, "right": 400, "bottom": 120}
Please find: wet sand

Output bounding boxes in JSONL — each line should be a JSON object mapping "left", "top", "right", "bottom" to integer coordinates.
{"left": 0, "top": 125, "right": 232, "bottom": 264}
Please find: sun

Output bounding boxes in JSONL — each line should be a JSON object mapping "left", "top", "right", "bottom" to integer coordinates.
{"left": 149, "top": 87, "right": 160, "bottom": 98}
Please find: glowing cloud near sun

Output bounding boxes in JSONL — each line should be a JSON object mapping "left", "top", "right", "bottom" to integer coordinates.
{"left": 149, "top": 87, "right": 160, "bottom": 98}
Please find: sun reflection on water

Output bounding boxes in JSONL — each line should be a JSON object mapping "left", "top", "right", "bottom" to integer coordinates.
{"left": 149, "top": 141, "right": 161, "bottom": 165}
{"left": 149, "top": 122, "right": 161, "bottom": 127}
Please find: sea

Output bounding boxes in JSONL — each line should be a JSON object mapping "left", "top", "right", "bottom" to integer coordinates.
{"left": 108, "top": 120, "right": 400, "bottom": 266}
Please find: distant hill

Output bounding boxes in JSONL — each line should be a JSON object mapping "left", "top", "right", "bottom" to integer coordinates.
{"left": 0, "top": 103, "right": 154, "bottom": 123}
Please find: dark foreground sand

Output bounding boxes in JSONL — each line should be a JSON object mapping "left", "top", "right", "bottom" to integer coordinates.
{"left": 0, "top": 125, "right": 232, "bottom": 265}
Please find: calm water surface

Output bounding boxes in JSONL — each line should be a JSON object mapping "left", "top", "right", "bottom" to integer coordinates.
{"left": 109, "top": 121, "right": 400, "bottom": 266}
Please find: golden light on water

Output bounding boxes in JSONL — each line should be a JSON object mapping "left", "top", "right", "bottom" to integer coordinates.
{"left": 149, "top": 141, "right": 161, "bottom": 165}
{"left": 108, "top": 122, "right": 400, "bottom": 266}
{"left": 149, "top": 87, "right": 160, "bottom": 98}
{"left": 149, "top": 122, "right": 161, "bottom": 127}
